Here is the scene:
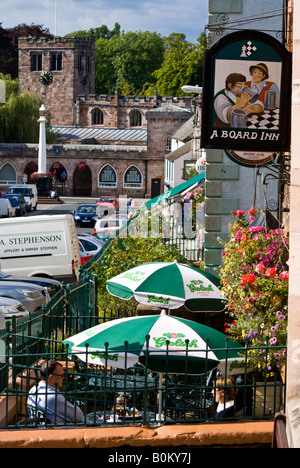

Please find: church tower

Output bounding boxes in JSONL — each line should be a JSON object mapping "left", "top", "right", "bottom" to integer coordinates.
{"left": 18, "top": 36, "right": 95, "bottom": 126}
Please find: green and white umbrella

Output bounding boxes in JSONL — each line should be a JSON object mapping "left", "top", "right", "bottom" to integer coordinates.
{"left": 63, "top": 311, "right": 242, "bottom": 375}
{"left": 63, "top": 311, "right": 243, "bottom": 419}
{"left": 106, "top": 261, "right": 225, "bottom": 312}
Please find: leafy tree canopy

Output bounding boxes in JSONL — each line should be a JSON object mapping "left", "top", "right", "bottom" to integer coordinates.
{"left": 0, "top": 73, "right": 55, "bottom": 143}
{"left": 0, "top": 23, "right": 53, "bottom": 78}
{"left": 150, "top": 33, "right": 207, "bottom": 97}
{"left": 65, "top": 22, "right": 121, "bottom": 41}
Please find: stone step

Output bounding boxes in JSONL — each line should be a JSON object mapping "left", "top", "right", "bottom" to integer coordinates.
{"left": 38, "top": 197, "right": 64, "bottom": 204}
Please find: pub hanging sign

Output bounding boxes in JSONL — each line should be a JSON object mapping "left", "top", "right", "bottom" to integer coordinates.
{"left": 201, "top": 30, "right": 292, "bottom": 152}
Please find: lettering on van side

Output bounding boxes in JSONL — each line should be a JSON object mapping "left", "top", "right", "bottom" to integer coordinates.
{"left": 0, "top": 235, "right": 62, "bottom": 246}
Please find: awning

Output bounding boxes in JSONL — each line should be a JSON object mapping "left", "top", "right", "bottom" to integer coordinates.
{"left": 144, "top": 172, "right": 205, "bottom": 210}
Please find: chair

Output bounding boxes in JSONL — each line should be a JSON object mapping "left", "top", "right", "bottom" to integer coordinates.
{"left": 17, "top": 405, "right": 51, "bottom": 427}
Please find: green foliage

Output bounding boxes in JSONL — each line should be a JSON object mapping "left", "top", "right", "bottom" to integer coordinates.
{"left": 66, "top": 23, "right": 121, "bottom": 41}
{"left": 0, "top": 73, "right": 55, "bottom": 143}
{"left": 96, "top": 30, "right": 165, "bottom": 95}
{"left": 91, "top": 237, "right": 186, "bottom": 313}
{"left": 150, "top": 33, "right": 207, "bottom": 97}
{"left": 219, "top": 208, "right": 289, "bottom": 376}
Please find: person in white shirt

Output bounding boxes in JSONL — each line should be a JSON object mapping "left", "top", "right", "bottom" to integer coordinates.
{"left": 27, "top": 360, "right": 83, "bottom": 425}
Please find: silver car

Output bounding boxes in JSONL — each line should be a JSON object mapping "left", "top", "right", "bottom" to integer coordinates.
{"left": 0, "top": 297, "right": 29, "bottom": 327}
{"left": 0, "top": 281, "right": 49, "bottom": 313}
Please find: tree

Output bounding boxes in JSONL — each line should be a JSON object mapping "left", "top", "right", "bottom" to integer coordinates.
{"left": 65, "top": 22, "right": 121, "bottom": 41}
{"left": 149, "top": 33, "right": 207, "bottom": 96}
{"left": 97, "top": 30, "right": 165, "bottom": 95}
{"left": 0, "top": 23, "right": 53, "bottom": 78}
{"left": 0, "top": 73, "right": 55, "bottom": 143}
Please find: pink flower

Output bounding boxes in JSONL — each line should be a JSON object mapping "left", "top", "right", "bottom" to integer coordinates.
{"left": 255, "top": 263, "right": 265, "bottom": 274}
{"left": 279, "top": 271, "right": 289, "bottom": 282}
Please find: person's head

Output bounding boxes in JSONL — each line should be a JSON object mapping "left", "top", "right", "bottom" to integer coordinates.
{"left": 225, "top": 73, "right": 247, "bottom": 92}
{"left": 249, "top": 63, "right": 269, "bottom": 83}
{"left": 40, "top": 360, "right": 65, "bottom": 388}
{"left": 213, "top": 376, "right": 236, "bottom": 403}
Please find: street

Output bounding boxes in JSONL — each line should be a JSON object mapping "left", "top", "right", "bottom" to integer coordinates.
{"left": 26, "top": 196, "right": 145, "bottom": 235}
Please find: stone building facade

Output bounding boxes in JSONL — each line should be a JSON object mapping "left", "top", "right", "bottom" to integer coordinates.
{"left": 2, "top": 36, "right": 194, "bottom": 198}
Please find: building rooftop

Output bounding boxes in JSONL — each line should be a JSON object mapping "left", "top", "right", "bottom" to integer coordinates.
{"left": 52, "top": 126, "right": 148, "bottom": 143}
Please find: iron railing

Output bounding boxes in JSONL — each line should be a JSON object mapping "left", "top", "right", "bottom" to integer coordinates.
{"left": 0, "top": 218, "right": 286, "bottom": 429}
{"left": 0, "top": 302, "right": 286, "bottom": 429}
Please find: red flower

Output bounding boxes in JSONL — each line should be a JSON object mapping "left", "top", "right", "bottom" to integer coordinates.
{"left": 266, "top": 268, "right": 276, "bottom": 278}
{"left": 241, "top": 273, "right": 256, "bottom": 285}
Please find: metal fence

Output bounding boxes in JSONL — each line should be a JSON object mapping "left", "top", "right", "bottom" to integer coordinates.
{"left": 0, "top": 219, "right": 286, "bottom": 429}
{"left": 0, "top": 298, "right": 286, "bottom": 429}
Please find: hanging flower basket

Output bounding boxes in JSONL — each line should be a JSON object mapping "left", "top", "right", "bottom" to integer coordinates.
{"left": 78, "top": 162, "right": 87, "bottom": 171}
{"left": 31, "top": 172, "right": 53, "bottom": 180}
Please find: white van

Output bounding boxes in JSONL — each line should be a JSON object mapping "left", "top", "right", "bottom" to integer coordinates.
{"left": 0, "top": 214, "right": 80, "bottom": 283}
{"left": 8, "top": 184, "right": 38, "bottom": 211}
{"left": 0, "top": 198, "right": 15, "bottom": 218}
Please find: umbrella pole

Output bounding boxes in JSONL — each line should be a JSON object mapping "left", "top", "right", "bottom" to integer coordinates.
{"left": 158, "top": 372, "right": 163, "bottom": 420}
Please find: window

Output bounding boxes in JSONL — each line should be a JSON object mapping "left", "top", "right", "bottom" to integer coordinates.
{"left": 0, "top": 163, "right": 17, "bottom": 185}
{"left": 50, "top": 53, "right": 62, "bottom": 71}
{"left": 124, "top": 166, "right": 142, "bottom": 188}
{"left": 99, "top": 165, "right": 117, "bottom": 188}
{"left": 166, "top": 136, "right": 172, "bottom": 152}
{"left": 129, "top": 109, "right": 142, "bottom": 127}
{"left": 92, "top": 108, "right": 104, "bottom": 125}
{"left": 31, "top": 53, "right": 42, "bottom": 71}
{"left": 78, "top": 55, "right": 82, "bottom": 71}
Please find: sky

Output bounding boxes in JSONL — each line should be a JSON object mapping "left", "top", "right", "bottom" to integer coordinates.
{"left": 0, "top": 0, "right": 209, "bottom": 43}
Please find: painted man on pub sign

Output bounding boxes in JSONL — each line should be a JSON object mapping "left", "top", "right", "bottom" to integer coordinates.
{"left": 201, "top": 31, "right": 291, "bottom": 152}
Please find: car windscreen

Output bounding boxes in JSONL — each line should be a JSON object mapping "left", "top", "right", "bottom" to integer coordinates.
{"left": 77, "top": 205, "right": 97, "bottom": 213}
{"left": 8, "top": 188, "right": 31, "bottom": 196}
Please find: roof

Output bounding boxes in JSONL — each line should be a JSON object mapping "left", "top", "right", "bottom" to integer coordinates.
{"left": 52, "top": 126, "right": 148, "bottom": 142}
{"left": 144, "top": 172, "right": 205, "bottom": 210}
{"left": 146, "top": 104, "right": 192, "bottom": 114}
{"left": 172, "top": 116, "right": 194, "bottom": 141}
{"left": 165, "top": 141, "right": 192, "bottom": 162}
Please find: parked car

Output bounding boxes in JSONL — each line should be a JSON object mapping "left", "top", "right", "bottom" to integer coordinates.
{"left": 92, "top": 227, "right": 122, "bottom": 243}
{"left": 0, "top": 281, "right": 49, "bottom": 313}
{"left": 73, "top": 204, "right": 99, "bottom": 227}
{"left": 8, "top": 184, "right": 38, "bottom": 211}
{"left": 80, "top": 251, "right": 94, "bottom": 266}
{"left": 2, "top": 194, "right": 26, "bottom": 216}
{"left": 94, "top": 215, "right": 128, "bottom": 232}
{"left": 78, "top": 234, "right": 105, "bottom": 256}
{"left": 0, "top": 297, "right": 30, "bottom": 325}
{"left": 0, "top": 271, "right": 61, "bottom": 298}
{"left": 0, "top": 198, "right": 15, "bottom": 218}
{"left": 96, "top": 196, "right": 119, "bottom": 216}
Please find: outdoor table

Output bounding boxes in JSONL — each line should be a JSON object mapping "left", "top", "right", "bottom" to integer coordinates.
{"left": 88, "top": 373, "right": 157, "bottom": 390}
{"left": 85, "top": 410, "right": 172, "bottom": 426}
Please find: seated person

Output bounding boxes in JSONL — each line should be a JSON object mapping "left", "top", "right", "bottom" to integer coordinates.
{"left": 211, "top": 376, "right": 237, "bottom": 420}
{"left": 27, "top": 360, "right": 83, "bottom": 425}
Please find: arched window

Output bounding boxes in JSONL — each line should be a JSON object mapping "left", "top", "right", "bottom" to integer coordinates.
{"left": 129, "top": 109, "right": 142, "bottom": 127}
{"left": 0, "top": 163, "right": 17, "bottom": 185}
{"left": 124, "top": 166, "right": 142, "bottom": 188}
{"left": 92, "top": 108, "right": 104, "bottom": 125}
{"left": 99, "top": 165, "right": 117, "bottom": 188}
